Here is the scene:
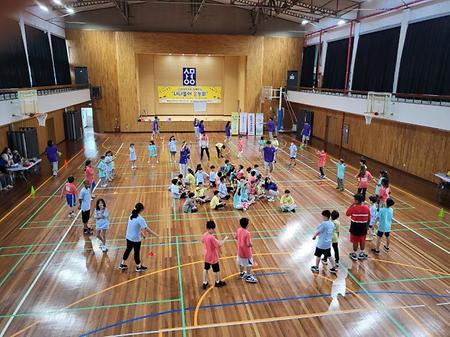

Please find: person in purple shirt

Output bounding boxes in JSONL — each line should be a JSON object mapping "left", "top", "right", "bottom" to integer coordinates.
{"left": 179, "top": 141, "right": 190, "bottom": 177}
{"left": 45, "top": 140, "right": 59, "bottom": 177}
{"left": 153, "top": 116, "right": 159, "bottom": 138}
{"left": 264, "top": 177, "right": 279, "bottom": 201}
{"left": 198, "top": 120, "right": 205, "bottom": 134}
{"left": 225, "top": 121, "right": 231, "bottom": 143}
{"left": 302, "top": 122, "right": 311, "bottom": 148}
{"left": 263, "top": 141, "right": 276, "bottom": 176}
{"left": 194, "top": 118, "right": 200, "bottom": 138}
{"left": 267, "top": 117, "right": 275, "bottom": 140}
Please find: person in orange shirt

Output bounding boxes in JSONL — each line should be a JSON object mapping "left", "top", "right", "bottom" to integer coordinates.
{"left": 84, "top": 160, "right": 96, "bottom": 199}
{"left": 202, "top": 220, "right": 228, "bottom": 289}
{"left": 61, "top": 176, "right": 78, "bottom": 218}
{"left": 355, "top": 166, "right": 374, "bottom": 202}
{"left": 316, "top": 149, "right": 327, "bottom": 179}
{"left": 235, "top": 217, "right": 257, "bottom": 283}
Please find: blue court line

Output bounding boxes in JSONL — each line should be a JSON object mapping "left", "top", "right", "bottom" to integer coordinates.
{"left": 79, "top": 286, "right": 450, "bottom": 336}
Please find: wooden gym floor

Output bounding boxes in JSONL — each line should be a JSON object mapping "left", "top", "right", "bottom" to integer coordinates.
{"left": 0, "top": 131, "right": 448, "bottom": 337}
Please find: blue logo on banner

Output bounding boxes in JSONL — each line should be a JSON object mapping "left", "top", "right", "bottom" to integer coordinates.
{"left": 183, "top": 67, "right": 196, "bottom": 86}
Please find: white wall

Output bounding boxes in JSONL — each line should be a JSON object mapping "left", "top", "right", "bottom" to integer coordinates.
{"left": 287, "top": 91, "right": 450, "bottom": 131}
{"left": 0, "top": 89, "right": 91, "bottom": 126}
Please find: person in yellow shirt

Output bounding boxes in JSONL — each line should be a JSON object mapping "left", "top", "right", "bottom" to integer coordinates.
{"left": 210, "top": 190, "right": 226, "bottom": 210}
{"left": 280, "top": 189, "right": 296, "bottom": 213}
{"left": 185, "top": 168, "right": 195, "bottom": 187}
{"left": 195, "top": 182, "right": 211, "bottom": 204}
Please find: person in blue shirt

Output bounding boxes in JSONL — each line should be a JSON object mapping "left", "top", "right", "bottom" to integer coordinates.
{"left": 119, "top": 203, "right": 159, "bottom": 272}
{"left": 148, "top": 140, "right": 158, "bottom": 166}
{"left": 368, "top": 195, "right": 378, "bottom": 241}
{"left": 218, "top": 177, "right": 230, "bottom": 200}
{"left": 152, "top": 116, "right": 159, "bottom": 138}
{"left": 193, "top": 118, "right": 200, "bottom": 138}
{"left": 79, "top": 180, "right": 93, "bottom": 235}
{"left": 168, "top": 136, "right": 177, "bottom": 164}
{"left": 301, "top": 122, "right": 311, "bottom": 148}
{"left": 311, "top": 210, "right": 337, "bottom": 274}
{"left": 371, "top": 198, "right": 395, "bottom": 255}
{"left": 335, "top": 158, "right": 346, "bottom": 191}
{"left": 224, "top": 121, "right": 231, "bottom": 143}
{"left": 179, "top": 141, "right": 190, "bottom": 177}
{"left": 94, "top": 198, "right": 110, "bottom": 252}
{"left": 263, "top": 141, "right": 276, "bottom": 176}
{"left": 195, "top": 167, "right": 207, "bottom": 186}
{"left": 289, "top": 142, "right": 298, "bottom": 167}
{"left": 104, "top": 151, "right": 114, "bottom": 181}
{"left": 267, "top": 117, "right": 275, "bottom": 140}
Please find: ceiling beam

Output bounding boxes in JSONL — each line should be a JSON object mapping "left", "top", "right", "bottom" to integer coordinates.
{"left": 191, "top": 0, "right": 206, "bottom": 26}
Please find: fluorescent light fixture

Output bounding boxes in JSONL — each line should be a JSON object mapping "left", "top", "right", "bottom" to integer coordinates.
{"left": 53, "top": 0, "right": 62, "bottom": 5}
{"left": 301, "top": 19, "right": 309, "bottom": 25}
{"left": 37, "top": 2, "right": 49, "bottom": 12}
{"left": 337, "top": 19, "right": 346, "bottom": 26}
{"left": 66, "top": 7, "right": 75, "bottom": 14}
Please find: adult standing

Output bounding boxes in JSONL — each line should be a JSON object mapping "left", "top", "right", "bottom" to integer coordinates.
{"left": 346, "top": 194, "right": 371, "bottom": 261}
{"left": 224, "top": 121, "right": 231, "bottom": 143}
{"left": 193, "top": 118, "right": 200, "bottom": 138}
{"left": 267, "top": 117, "right": 275, "bottom": 140}
{"left": 198, "top": 120, "right": 205, "bottom": 135}
{"left": 301, "top": 122, "right": 311, "bottom": 148}
{"left": 199, "top": 132, "right": 210, "bottom": 161}
{"left": 45, "top": 141, "right": 59, "bottom": 177}
{"left": 263, "top": 141, "right": 276, "bottom": 176}
{"left": 152, "top": 116, "right": 160, "bottom": 139}
{"left": 119, "top": 203, "right": 159, "bottom": 272}
{"left": 179, "top": 141, "right": 190, "bottom": 177}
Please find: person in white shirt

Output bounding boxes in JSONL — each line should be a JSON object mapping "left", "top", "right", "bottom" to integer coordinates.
{"left": 199, "top": 132, "right": 210, "bottom": 161}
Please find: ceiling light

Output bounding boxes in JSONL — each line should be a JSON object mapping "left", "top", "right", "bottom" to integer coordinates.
{"left": 301, "top": 19, "right": 309, "bottom": 25}
{"left": 169, "top": 53, "right": 172, "bottom": 55}
{"left": 66, "top": 7, "right": 75, "bottom": 14}
{"left": 208, "top": 54, "right": 211, "bottom": 56}
{"left": 37, "top": 2, "right": 49, "bottom": 12}
{"left": 337, "top": 19, "right": 346, "bottom": 26}
{"left": 182, "top": 53, "right": 185, "bottom": 56}
{"left": 53, "top": 0, "right": 62, "bottom": 5}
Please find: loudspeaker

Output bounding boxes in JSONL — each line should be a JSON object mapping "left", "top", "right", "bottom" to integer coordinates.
{"left": 90, "top": 86, "right": 101, "bottom": 99}
{"left": 287, "top": 70, "right": 298, "bottom": 90}
{"left": 75, "top": 67, "right": 89, "bottom": 85}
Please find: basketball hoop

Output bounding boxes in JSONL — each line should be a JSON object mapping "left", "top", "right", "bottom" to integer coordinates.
{"left": 36, "top": 113, "right": 48, "bottom": 127}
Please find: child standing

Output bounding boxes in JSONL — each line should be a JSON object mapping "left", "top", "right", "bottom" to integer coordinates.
{"left": 367, "top": 195, "right": 378, "bottom": 241}
{"left": 356, "top": 166, "right": 373, "bottom": 202}
{"left": 147, "top": 140, "right": 158, "bottom": 166}
{"left": 322, "top": 210, "right": 340, "bottom": 267}
{"left": 378, "top": 179, "right": 391, "bottom": 208}
{"left": 104, "top": 151, "right": 113, "bottom": 182}
{"left": 346, "top": 194, "right": 371, "bottom": 261}
{"left": 94, "top": 198, "right": 110, "bottom": 252}
{"left": 129, "top": 143, "right": 137, "bottom": 169}
{"left": 97, "top": 156, "right": 107, "bottom": 188}
{"left": 237, "top": 136, "right": 245, "bottom": 158}
{"left": 335, "top": 159, "right": 346, "bottom": 191}
{"left": 202, "top": 220, "right": 228, "bottom": 289}
{"left": 79, "top": 180, "right": 93, "bottom": 235}
{"left": 311, "top": 210, "right": 337, "bottom": 274}
{"left": 371, "top": 198, "right": 395, "bottom": 255}
{"left": 258, "top": 136, "right": 265, "bottom": 153}
{"left": 168, "top": 136, "right": 177, "bottom": 164}
{"left": 61, "top": 176, "right": 77, "bottom": 218}
{"left": 235, "top": 217, "right": 257, "bottom": 283}
{"left": 289, "top": 142, "right": 298, "bottom": 167}
{"left": 84, "top": 160, "right": 96, "bottom": 198}
{"left": 375, "top": 170, "right": 389, "bottom": 196}
{"left": 280, "top": 189, "right": 296, "bottom": 213}
{"left": 183, "top": 192, "right": 198, "bottom": 213}
{"left": 316, "top": 150, "right": 327, "bottom": 179}
{"left": 179, "top": 142, "right": 190, "bottom": 177}
{"left": 210, "top": 190, "right": 226, "bottom": 210}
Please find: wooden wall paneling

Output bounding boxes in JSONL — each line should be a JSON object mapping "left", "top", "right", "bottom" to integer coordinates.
{"left": 245, "top": 36, "right": 264, "bottom": 113}
{"left": 238, "top": 56, "right": 246, "bottom": 112}
{"left": 223, "top": 56, "right": 239, "bottom": 116}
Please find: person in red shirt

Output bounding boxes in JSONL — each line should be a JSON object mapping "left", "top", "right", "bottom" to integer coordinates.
{"left": 61, "top": 176, "right": 78, "bottom": 218}
{"left": 84, "top": 159, "right": 96, "bottom": 199}
{"left": 355, "top": 166, "right": 373, "bottom": 201}
{"left": 346, "top": 193, "right": 371, "bottom": 261}
{"left": 378, "top": 179, "right": 391, "bottom": 208}
{"left": 202, "top": 220, "right": 228, "bottom": 289}
{"left": 316, "top": 149, "right": 327, "bottom": 179}
{"left": 235, "top": 217, "right": 257, "bottom": 283}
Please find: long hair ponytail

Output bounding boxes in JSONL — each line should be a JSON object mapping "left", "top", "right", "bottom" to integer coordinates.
{"left": 130, "top": 202, "right": 144, "bottom": 220}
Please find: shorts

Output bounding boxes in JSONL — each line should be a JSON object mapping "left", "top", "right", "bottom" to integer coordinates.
{"left": 81, "top": 210, "right": 90, "bottom": 224}
{"left": 204, "top": 262, "right": 220, "bottom": 272}
{"left": 314, "top": 247, "right": 331, "bottom": 258}
{"left": 237, "top": 256, "right": 254, "bottom": 267}
{"left": 170, "top": 151, "right": 176, "bottom": 155}
{"left": 66, "top": 194, "right": 76, "bottom": 207}
{"left": 290, "top": 156, "right": 296, "bottom": 159}
{"left": 377, "top": 231, "right": 390, "bottom": 238}
{"left": 350, "top": 234, "right": 366, "bottom": 245}
{"left": 302, "top": 135, "right": 310, "bottom": 141}
{"left": 264, "top": 161, "right": 274, "bottom": 170}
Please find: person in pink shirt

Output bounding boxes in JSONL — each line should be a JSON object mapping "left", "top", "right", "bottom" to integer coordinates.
{"left": 61, "top": 176, "right": 78, "bottom": 218}
{"left": 316, "top": 149, "right": 327, "bottom": 179}
{"left": 84, "top": 159, "right": 96, "bottom": 199}
{"left": 378, "top": 179, "right": 391, "bottom": 207}
{"left": 355, "top": 166, "right": 374, "bottom": 201}
{"left": 235, "top": 217, "right": 258, "bottom": 283}
{"left": 202, "top": 220, "right": 228, "bottom": 289}
{"left": 237, "top": 135, "right": 245, "bottom": 158}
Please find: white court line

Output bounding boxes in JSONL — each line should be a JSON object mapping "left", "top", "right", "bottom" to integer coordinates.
{"left": 436, "top": 302, "right": 450, "bottom": 306}
{"left": 277, "top": 146, "right": 450, "bottom": 255}
{"left": 0, "top": 178, "right": 102, "bottom": 337}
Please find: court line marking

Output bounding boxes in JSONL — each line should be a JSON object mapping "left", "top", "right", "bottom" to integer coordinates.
{"left": 436, "top": 302, "right": 450, "bottom": 306}
{"left": 0, "top": 148, "right": 84, "bottom": 225}
{"left": 0, "top": 178, "right": 101, "bottom": 337}
{"left": 175, "top": 237, "right": 186, "bottom": 337}
{"left": 277, "top": 146, "right": 450, "bottom": 255}
{"left": 0, "top": 246, "right": 33, "bottom": 289}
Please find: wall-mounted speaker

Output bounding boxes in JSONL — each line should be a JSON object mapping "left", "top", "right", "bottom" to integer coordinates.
{"left": 75, "top": 66, "right": 89, "bottom": 85}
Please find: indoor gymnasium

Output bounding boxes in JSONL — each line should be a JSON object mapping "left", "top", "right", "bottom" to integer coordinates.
{"left": 0, "top": 0, "right": 449, "bottom": 336}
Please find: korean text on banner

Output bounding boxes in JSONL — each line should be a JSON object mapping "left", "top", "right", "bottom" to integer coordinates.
{"left": 239, "top": 112, "right": 248, "bottom": 135}
{"left": 255, "top": 113, "right": 264, "bottom": 136}
{"left": 158, "top": 86, "right": 221, "bottom": 103}
{"left": 247, "top": 113, "right": 255, "bottom": 136}
{"left": 231, "top": 112, "right": 239, "bottom": 135}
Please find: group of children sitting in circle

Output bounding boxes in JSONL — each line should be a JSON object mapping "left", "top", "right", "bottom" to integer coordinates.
{"left": 169, "top": 159, "right": 297, "bottom": 214}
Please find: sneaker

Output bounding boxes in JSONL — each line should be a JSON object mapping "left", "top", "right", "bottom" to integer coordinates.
{"left": 349, "top": 252, "right": 358, "bottom": 261}
{"left": 245, "top": 275, "right": 258, "bottom": 283}
{"left": 321, "top": 259, "right": 328, "bottom": 265}
{"left": 202, "top": 282, "right": 209, "bottom": 290}
{"left": 291, "top": 209, "right": 296, "bottom": 213}
{"left": 215, "top": 281, "right": 227, "bottom": 288}
{"left": 311, "top": 266, "right": 319, "bottom": 273}
{"left": 384, "top": 245, "right": 390, "bottom": 252}
{"left": 358, "top": 252, "right": 368, "bottom": 260}
{"left": 83, "top": 228, "right": 93, "bottom": 235}
{"left": 119, "top": 263, "right": 128, "bottom": 270}
{"left": 366, "top": 236, "right": 373, "bottom": 241}
{"left": 335, "top": 186, "right": 340, "bottom": 189}
{"left": 329, "top": 267, "right": 337, "bottom": 274}
{"left": 371, "top": 248, "right": 380, "bottom": 255}
{"left": 101, "top": 245, "right": 108, "bottom": 252}
{"left": 136, "top": 265, "right": 148, "bottom": 272}
{"left": 239, "top": 272, "right": 247, "bottom": 279}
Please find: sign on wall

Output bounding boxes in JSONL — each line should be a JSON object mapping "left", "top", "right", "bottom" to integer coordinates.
{"left": 247, "top": 113, "right": 255, "bottom": 136}
{"left": 183, "top": 67, "right": 196, "bottom": 86}
{"left": 255, "top": 113, "right": 264, "bottom": 136}
{"left": 239, "top": 112, "right": 248, "bottom": 135}
{"left": 158, "top": 86, "right": 221, "bottom": 103}
{"left": 231, "top": 112, "right": 239, "bottom": 135}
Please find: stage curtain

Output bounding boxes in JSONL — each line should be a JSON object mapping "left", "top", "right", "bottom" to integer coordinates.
{"left": 51, "top": 35, "right": 71, "bottom": 85}
{"left": 322, "top": 37, "right": 353, "bottom": 90}
{"left": 0, "top": 19, "right": 30, "bottom": 89}
{"left": 397, "top": 15, "right": 450, "bottom": 95}
{"left": 352, "top": 27, "right": 400, "bottom": 92}
{"left": 25, "top": 25, "right": 55, "bottom": 86}
{"left": 300, "top": 45, "right": 316, "bottom": 87}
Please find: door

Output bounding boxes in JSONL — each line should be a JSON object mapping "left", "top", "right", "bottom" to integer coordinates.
{"left": 46, "top": 117, "right": 56, "bottom": 144}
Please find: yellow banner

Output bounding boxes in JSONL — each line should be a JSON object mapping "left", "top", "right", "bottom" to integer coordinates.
{"left": 158, "top": 86, "right": 221, "bottom": 103}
